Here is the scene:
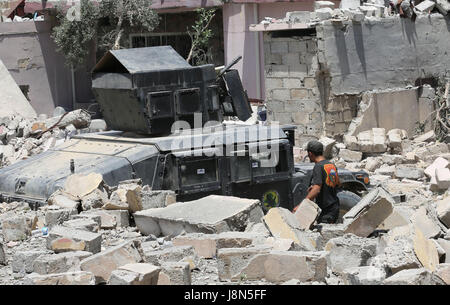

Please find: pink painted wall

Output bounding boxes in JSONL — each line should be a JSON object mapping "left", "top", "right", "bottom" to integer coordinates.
{"left": 223, "top": 0, "right": 340, "bottom": 100}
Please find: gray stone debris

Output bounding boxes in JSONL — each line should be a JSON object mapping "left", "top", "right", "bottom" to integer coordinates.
{"left": 134, "top": 195, "right": 263, "bottom": 237}
{"left": 324, "top": 234, "right": 378, "bottom": 274}
{"left": 46, "top": 226, "right": 102, "bottom": 254}
{"left": 32, "top": 251, "right": 92, "bottom": 275}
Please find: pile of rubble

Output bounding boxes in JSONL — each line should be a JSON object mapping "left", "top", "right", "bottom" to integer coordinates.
{"left": 258, "top": 0, "right": 450, "bottom": 26}
{"left": 0, "top": 109, "right": 106, "bottom": 168}
{"left": 301, "top": 128, "right": 450, "bottom": 200}
{"left": 0, "top": 168, "right": 449, "bottom": 285}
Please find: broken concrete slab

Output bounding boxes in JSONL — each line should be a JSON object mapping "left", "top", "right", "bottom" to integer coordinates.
{"left": 411, "top": 206, "right": 442, "bottom": 239}
{"left": 342, "top": 266, "right": 386, "bottom": 285}
{"left": 414, "top": 130, "right": 435, "bottom": 143}
{"left": 343, "top": 187, "right": 394, "bottom": 237}
{"left": 435, "top": 0, "right": 450, "bottom": 15}
{"left": 32, "top": 251, "right": 92, "bottom": 275}
{"left": 217, "top": 246, "right": 273, "bottom": 281}
{"left": 424, "top": 157, "right": 449, "bottom": 178}
{"left": 80, "top": 240, "right": 144, "bottom": 284}
{"left": 264, "top": 237, "right": 298, "bottom": 251}
{"left": 141, "top": 188, "right": 177, "bottom": 209}
{"left": 80, "top": 210, "right": 117, "bottom": 229}
{"left": 294, "top": 199, "right": 321, "bottom": 230}
{"left": 232, "top": 250, "right": 328, "bottom": 283}
{"left": 343, "top": 135, "right": 359, "bottom": 151}
{"left": 319, "top": 136, "right": 336, "bottom": 159}
{"left": 144, "top": 245, "right": 196, "bottom": 266}
{"left": 104, "top": 210, "right": 129, "bottom": 228}
{"left": 158, "top": 262, "right": 191, "bottom": 285}
{"left": 339, "top": 149, "right": 362, "bottom": 162}
{"left": 45, "top": 207, "right": 78, "bottom": 228}
{"left": 134, "top": 195, "right": 263, "bottom": 237}
{"left": 263, "top": 207, "right": 317, "bottom": 250}
{"left": 0, "top": 59, "right": 37, "bottom": 119}
{"left": 109, "top": 263, "right": 161, "bottom": 285}
{"left": 435, "top": 263, "right": 450, "bottom": 284}
{"left": 43, "top": 109, "right": 91, "bottom": 130}
{"left": 373, "top": 229, "right": 421, "bottom": 274}
{"left": 415, "top": 0, "right": 435, "bottom": 12}
{"left": 63, "top": 218, "right": 99, "bottom": 233}
{"left": 413, "top": 226, "right": 439, "bottom": 272}
{"left": 318, "top": 223, "right": 346, "bottom": 245}
{"left": 47, "top": 190, "right": 80, "bottom": 210}
{"left": 383, "top": 268, "right": 435, "bottom": 285}
{"left": 377, "top": 206, "right": 413, "bottom": 230}
{"left": 24, "top": 271, "right": 96, "bottom": 285}
{"left": 12, "top": 251, "right": 51, "bottom": 274}
{"left": 395, "top": 165, "right": 424, "bottom": 180}
{"left": 172, "top": 232, "right": 258, "bottom": 259}
{"left": 47, "top": 226, "right": 102, "bottom": 254}
{"left": 63, "top": 173, "right": 103, "bottom": 199}
{"left": 372, "top": 128, "right": 388, "bottom": 153}
{"left": 436, "top": 167, "right": 450, "bottom": 190}
{"left": 324, "top": 234, "right": 378, "bottom": 274}
{"left": 1, "top": 215, "right": 36, "bottom": 242}
{"left": 81, "top": 189, "right": 108, "bottom": 210}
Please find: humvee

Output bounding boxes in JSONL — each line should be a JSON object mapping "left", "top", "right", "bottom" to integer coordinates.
{"left": 0, "top": 46, "right": 369, "bottom": 215}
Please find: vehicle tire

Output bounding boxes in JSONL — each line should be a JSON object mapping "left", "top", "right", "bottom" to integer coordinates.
{"left": 337, "top": 190, "right": 361, "bottom": 221}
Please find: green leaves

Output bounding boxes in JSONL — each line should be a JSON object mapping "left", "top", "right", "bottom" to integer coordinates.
{"left": 187, "top": 8, "right": 216, "bottom": 65}
{"left": 52, "top": 0, "right": 159, "bottom": 68}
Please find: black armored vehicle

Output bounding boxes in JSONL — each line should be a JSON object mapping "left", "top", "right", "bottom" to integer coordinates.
{"left": 0, "top": 46, "right": 369, "bottom": 214}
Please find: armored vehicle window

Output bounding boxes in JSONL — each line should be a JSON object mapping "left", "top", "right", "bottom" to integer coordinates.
{"left": 180, "top": 158, "right": 218, "bottom": 187}
{"left": 176, "top": 88, "right": 201, "bottom": 115}
{"left": 146, "top": 91, "right": 173, "bottom": 118}
{"left": 230, "top": 154, "right": 251, "bottom": 182}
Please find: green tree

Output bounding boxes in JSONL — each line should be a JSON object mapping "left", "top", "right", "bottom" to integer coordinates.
{"left": 52, "top": 0, "right": 159, "bottom": 68}
{"left": 187, "top": 8, "right": 216, "bottom": 65}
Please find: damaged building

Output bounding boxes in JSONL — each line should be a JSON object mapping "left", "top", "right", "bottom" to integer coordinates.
{"left": 254, "top": 11, "right": 450, "bottom": 146}
{"left": 0, "top": 0, "right": 450, "bottom": 288}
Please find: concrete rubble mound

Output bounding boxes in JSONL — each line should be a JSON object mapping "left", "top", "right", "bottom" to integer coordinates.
{"left": 0, "top": 109, "right": 107, "bottom": 168}
{"left": 134, "top": 195, "right": 264, "bottom": 237}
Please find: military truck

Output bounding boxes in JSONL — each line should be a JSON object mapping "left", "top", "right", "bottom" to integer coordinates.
{"left": 0, "top": 46, "right": 369, "bottom": 215}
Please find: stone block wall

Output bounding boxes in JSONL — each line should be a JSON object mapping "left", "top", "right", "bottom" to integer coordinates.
{"left": 263, "top": 33, "right": 323, "bottom": 147}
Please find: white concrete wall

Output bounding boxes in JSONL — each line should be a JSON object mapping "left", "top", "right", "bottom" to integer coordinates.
{"left": 316, "top": 15, "right": 450, "bottom": 94}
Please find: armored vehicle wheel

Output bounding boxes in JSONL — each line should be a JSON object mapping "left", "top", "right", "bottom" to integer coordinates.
{"left": 337, "top": 190, "right": 361, "bottom": 221}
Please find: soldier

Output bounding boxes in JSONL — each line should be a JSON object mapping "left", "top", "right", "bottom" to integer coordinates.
{"left": 294, "top": 140, "right": 340, "bottom": 224}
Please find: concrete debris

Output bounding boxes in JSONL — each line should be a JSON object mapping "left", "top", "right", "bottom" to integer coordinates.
{"left": 24, "top": 271, "right": 96, "bottom": 285}
{"left": 415, "top": 0, "right": 436, "bottom": 12}
{"left": 158, "top": 262, "right": 191, "bottom": 285}
{"left": 229, "top": 250, "right": 328, "bottom": 283}
{"left": 315, "top": 1, "right": 335, "bottom": 10}
{"left": 294, "top": 199, "right": 321, "bottom": 230}
{"left": 414, "top": 130, "right": 436, "bottom": 143}
{"left": 32, "top": 251, "right": 92, "bottom": 275}
{"left": 47, "top": 190, "right": 80, "bottom": 210}
{"left": 383, "top": 268, "right": 439, "bottom": 285}
{"left": 342, "top": 266, "right": 386, "bottom": 285}
{"left": 47, "top": 226, "right": 102, "bottom": 254}
{"left": 134, "top": 195, "right": 263, "bottom": 237}
{"left": 435, "top": 264, "right": 450, "bottom": 284}
{"left": 410, "top": 206, "right": 442, "bottom": 239}
{"left": 216, "top": 246, "right": 273, "bottom": 281}
{"left": 343, "top": 187, "right": 394, "bottom": 237}
{"left": 395, "top": 165, "right": 424, "bottom": 180}
{"left": 12, "top": 250, "right": 51, "bottom": 274}
{"left": 63, "top": 173, "right": 104, "bottom": 199}
{"left": 413, "top": 226, "right": 440, "bottom": 272}
{"left": 339, "top": 149, "right": 362, "bottom": 162}
{"left": 63, "top": 218, "right": 100, "bottom": 233}
{"left": 143, "top": 245, "right": 197, "bottom": 267}
{"left": 436, "top": 197, "right": 450, "bottom": 228}
{"left": 377, "top": 206, "right": 413, "bottom": 230}
{"left": 80, "top": 240, "right": 144, "bottom": 284}
{"left": 318, "top": 136, "right": 336, "bottom": 159}
{"left": 435, "top": 0, "right": 450, "bottom": 15}
{"left": 172, "top": 232, "right": 259, "bottom": 259}
{"left": 324, "top": 234, "right": 378, "bottom": 274}
{"left": 0, "top": 59, "right": 37, "bottom": 119}
{"left": 109, "top": 263, "right": 161, "bottom": 285}
{"left": 263, "top": 207, "right": 317, "bottom": 250}
{"left": 1, "top": 215, "right": 37, "bottom": 242}
{"left": 45, "top": 207, "right": 78, "bottom": 228}
{"left": 41, "top": 109, "right": 91, "bottom": 130}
